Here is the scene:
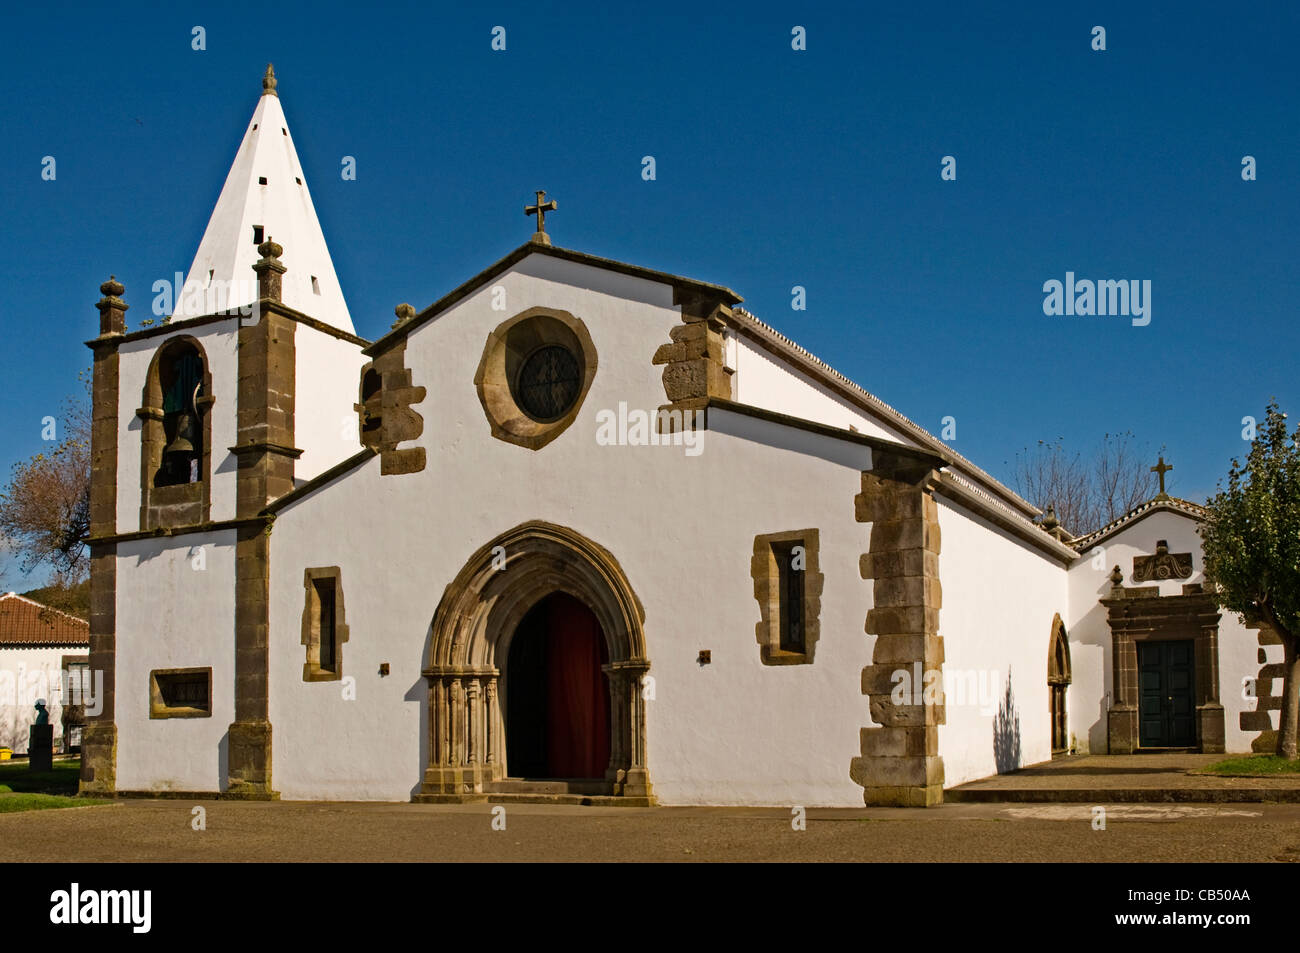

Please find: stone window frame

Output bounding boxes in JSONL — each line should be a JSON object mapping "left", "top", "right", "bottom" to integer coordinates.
{"left": 149, "top": 667, "right": 213, "bottom": 719}
{"left": 301, "top": 566, "right": 349, "bottom": 682}
{"left": 474, "top": 307, "right": 598, "bottom": 451}
{"left": 751, "top": 529, "right": 823, "bottom": 665}
{"left": 137, "top": 334, "right": 215, "bottom": 531}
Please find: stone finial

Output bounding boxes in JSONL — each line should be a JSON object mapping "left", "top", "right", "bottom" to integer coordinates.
{"left": 1041, "top": 504, "right": 1059, "bottom": 532}
{"left": 1109, "top": 565, "right": 1125, "bottom": 590}
{"left": 262, "top": 63, "right": 278, "bottom": 97}
{"left": 392, "top": 303, "right": 416, "bottom": 329}
{"left": 252, "top": 236, "right": 287, "bottom": 301}
{"left": 95, "top": 274, "right": 128, "bottom": 336}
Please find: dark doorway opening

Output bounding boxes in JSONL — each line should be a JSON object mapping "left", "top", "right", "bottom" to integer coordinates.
{"left": 1138, "top": 639, "right": 1196, "bottom": 748}
{"left": 505, "top": 592, "right": 611, "bottom": 779}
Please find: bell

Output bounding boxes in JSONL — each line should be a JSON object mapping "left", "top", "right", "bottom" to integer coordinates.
{"left": 164, "top": 412, "right": 197, "bottom": 459}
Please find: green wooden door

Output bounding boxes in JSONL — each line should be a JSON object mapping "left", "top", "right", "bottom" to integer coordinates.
{"left": 1138, "top": 640, "right": 1196, "bottom": 748}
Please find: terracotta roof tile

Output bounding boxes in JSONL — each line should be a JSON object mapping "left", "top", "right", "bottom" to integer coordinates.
{"left": 0, "top": 593, "right": 90, "bottom": 646}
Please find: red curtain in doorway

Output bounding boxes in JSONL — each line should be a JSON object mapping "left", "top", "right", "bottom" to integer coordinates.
{"left": 545, "top": 593, "right": 611, "bottom": 778}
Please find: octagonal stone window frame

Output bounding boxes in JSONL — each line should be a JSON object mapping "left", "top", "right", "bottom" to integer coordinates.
{"left": 474, "top": 306, "right": 598, "bottom": 451}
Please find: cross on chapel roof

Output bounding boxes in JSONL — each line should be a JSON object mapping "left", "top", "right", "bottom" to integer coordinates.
{"left": 526, "top": 190, "right": 557, "bottom": 245}
{"left": 1151, "top": 456, "right": 1173, "bottom": 499}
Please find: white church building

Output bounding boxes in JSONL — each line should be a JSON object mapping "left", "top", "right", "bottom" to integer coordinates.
{"left": 78, "top": 67, "right": 1281, "bottom": 806}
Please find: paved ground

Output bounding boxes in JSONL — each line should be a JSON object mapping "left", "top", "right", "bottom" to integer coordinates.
{"left": 3, "top": 798, "right": 1300, "bottom": 862}
{"left": 947, "top": 754, "right": 1300, "bottom": 802}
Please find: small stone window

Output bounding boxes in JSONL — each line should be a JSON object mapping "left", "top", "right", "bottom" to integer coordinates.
{"left": 752, "top": 530, "right": 823, "bottom": 665}
{"left": 252, "top": 225, "right": 264, "bottom": 245}
{"left": 302, "top": 567, "right": 349, "bottom": 681}
{"left": 150, "top": 668, "right": 212, "bottom": 719}
{"left": 774, "top": 540, "right": 806, "bottom": 653}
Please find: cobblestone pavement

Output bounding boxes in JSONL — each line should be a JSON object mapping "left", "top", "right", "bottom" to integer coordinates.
{"left": 3, "top": 798, "right": 1300, "bottom": 862}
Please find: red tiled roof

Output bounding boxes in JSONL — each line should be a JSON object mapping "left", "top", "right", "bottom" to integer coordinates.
{"left": 0, "top": 593, "right": 90, "bottom": 646}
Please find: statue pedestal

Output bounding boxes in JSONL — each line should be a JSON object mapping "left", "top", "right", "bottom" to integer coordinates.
{"left": 28, "top": 725, "right": 53, "bottom": 772}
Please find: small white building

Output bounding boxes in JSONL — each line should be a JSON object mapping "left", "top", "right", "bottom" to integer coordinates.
{"left": 0, "top": 593, "right": 90, "bottom": 755}
{"left": 77, "top": 67, "right": 1277, "bottom": 805}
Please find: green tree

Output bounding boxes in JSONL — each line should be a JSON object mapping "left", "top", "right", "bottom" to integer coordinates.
{"left": 1201, "top": 402, "right": 1300, "bottom": 760}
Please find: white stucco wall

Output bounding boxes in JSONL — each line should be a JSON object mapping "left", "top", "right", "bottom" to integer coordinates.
{"left": 1067, "top": 509, "right": 1277, "bottom": 754}
{"left": 0, "top": 645, "right": 87, "bottom": 754}
{"left": 266, "top": 257, "right": 883, "bottom": 805}
{"left": 935, "top": 497, "right": 1069, "bottom": 786}
{"left": 115, "top": 531, "right": 236, "bottom": 792}
{"left": 730, "top": 334, "right": 912, "bottom": 445}
{"left": 116, "top": 320, "right": 241, "bottom": 529}
{"left": 292, "top": 326, "right": 367, "bottom": 483}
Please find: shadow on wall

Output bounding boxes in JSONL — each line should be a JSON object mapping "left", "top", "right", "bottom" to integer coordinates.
{"left": 993, "top": 668, "right": 1021, "bottom": 774}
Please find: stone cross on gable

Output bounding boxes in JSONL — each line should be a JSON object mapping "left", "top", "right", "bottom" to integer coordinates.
{"left": 1151, "top": 456, "right": 1173, "bottom": 498}
{"left": 525, "top": 190, "right": 557, "bottom": 245}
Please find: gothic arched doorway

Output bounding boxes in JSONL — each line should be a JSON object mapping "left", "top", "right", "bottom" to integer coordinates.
{"left": 505, "top": 592, "right": 611, "bottom": 779}
{"left": 1048, "top": 613, "right": 1072, "bottom": 756}
{"left": 419, "top": 521, "right": 652, "bottom": 802}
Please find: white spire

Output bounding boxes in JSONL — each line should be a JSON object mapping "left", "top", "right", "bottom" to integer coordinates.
{"left": 174, "top": 64, "right": 355, "bottom": 334}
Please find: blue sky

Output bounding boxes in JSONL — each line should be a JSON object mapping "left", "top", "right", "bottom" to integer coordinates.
{"left": 1, "top": 1, "right": 1296, "bottom": 584}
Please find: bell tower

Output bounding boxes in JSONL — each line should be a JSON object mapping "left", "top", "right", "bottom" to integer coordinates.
{"left": 80, "top": 65, "right": 368, "bottom": 798}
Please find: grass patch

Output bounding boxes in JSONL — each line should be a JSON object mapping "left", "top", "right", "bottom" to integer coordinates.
{"left": 0, "top": 792, "right": 110, "bottom": 814}
{"left": 1204, "top": 754, "right": 1300, "bottom": 776}
{"left": 0, "top": 758, "right": 82, "bottom": 795}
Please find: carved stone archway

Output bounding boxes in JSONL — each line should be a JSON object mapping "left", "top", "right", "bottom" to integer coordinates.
{"left": 418, "top": 521, "right": 652, "bottom": 801}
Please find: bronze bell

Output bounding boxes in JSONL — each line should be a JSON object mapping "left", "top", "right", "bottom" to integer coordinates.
{"left": 164, "top": 412, "right": 197, "bottom": 460}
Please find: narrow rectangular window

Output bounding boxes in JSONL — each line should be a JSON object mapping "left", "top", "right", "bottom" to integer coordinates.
{"left": 311, "top": 275, "right": 320, "bottom": 294}
{"left": 302, "top": 568, "right": 347, "bottom": 681}
{"left": 752, "top": 530, "right": 820, "bottom": 665}
{"left": 315, "top": 577, "right": 337, "bottom": 672}
{"left": 252, "top": 224, "right": 264, "bottom": 244}
{"left": 775, "top": 542, "right": 805, "bottom": 653}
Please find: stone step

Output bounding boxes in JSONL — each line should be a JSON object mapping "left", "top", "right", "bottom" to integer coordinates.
{"left": 485, "top": 779, "right": 611, "bottom": 796}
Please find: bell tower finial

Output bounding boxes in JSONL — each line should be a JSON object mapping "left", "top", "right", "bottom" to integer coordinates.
{"left": 262, "top": 63, "right": 278, "bottom": 97}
